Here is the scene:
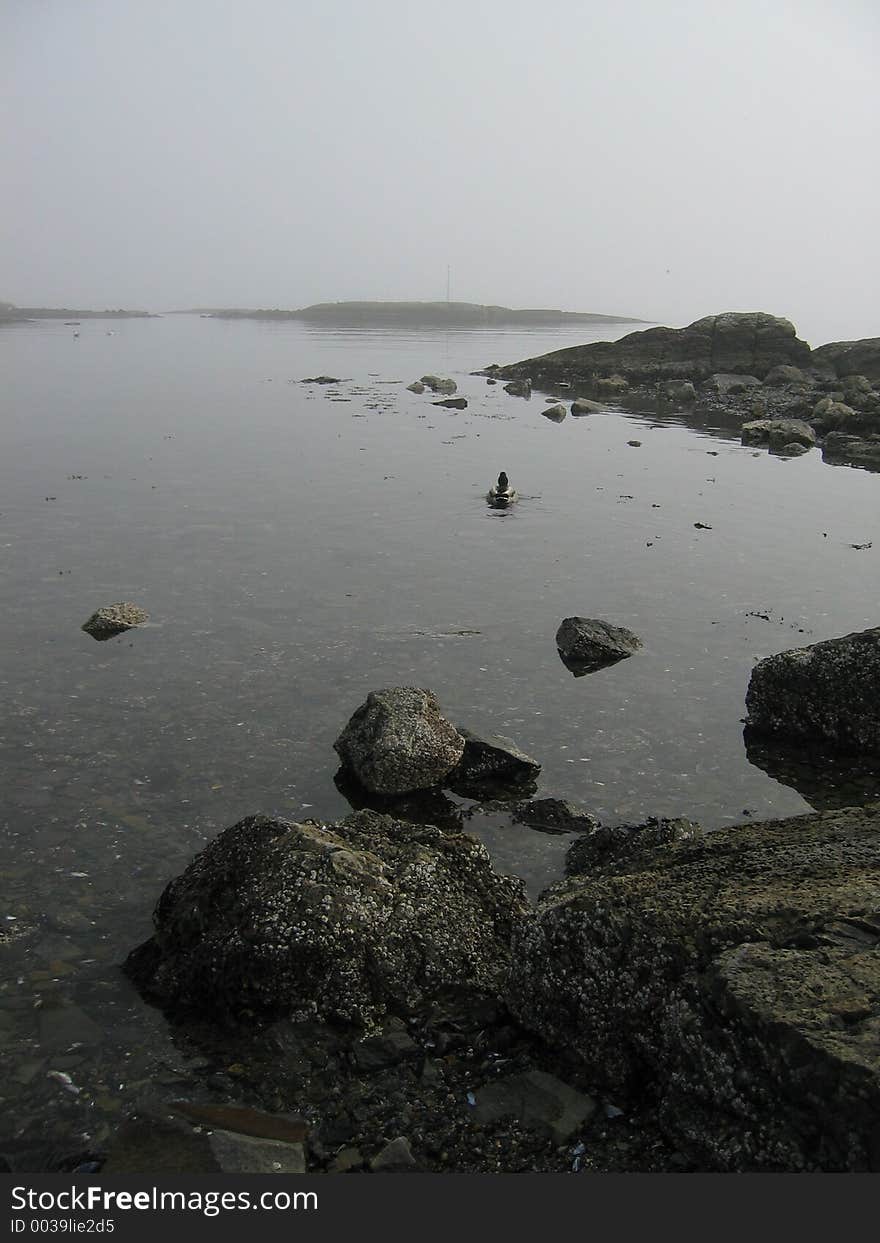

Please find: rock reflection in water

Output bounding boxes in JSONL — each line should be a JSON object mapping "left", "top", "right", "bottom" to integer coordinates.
{"left": 332, "top": 766, "right": 465, "bottom": 831}
{"left": 743, "top": 728, "right": 880, "bottom": 811}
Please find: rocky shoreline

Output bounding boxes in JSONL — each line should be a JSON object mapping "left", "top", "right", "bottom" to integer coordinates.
{"left": 482, "top": 312, "right": 880, "bottom": 471}
{"left": 87, "top": 640, "right": 880, "bottom": 1176}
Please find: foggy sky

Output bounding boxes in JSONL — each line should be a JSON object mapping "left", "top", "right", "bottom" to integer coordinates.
{"left": 2, "top": 0, "right": 878, "bottom": 345}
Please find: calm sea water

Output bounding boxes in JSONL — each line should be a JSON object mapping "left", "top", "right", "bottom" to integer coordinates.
{"left": 1, "top": 314, "right": 878, "bottom": 1157}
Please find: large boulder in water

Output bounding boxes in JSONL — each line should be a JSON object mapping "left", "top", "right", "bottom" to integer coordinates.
{"left": 334, "top": 687, "right": 466, "bottom": 794}
{"left": 507, "top": 804, "right": 880, "bottom": 1170}
{"left": 125, "top": 810, "right": 529, "bottom": 1030}
{"left": 745, "top": 628, "right": 880, "bottom": 754}
{"left": 493, "top": 312, "right": 811, "bottom": 388}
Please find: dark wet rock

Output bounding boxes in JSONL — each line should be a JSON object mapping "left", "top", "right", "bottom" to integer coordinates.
{"left": 333, "top": 765, "right": 464, "bottom": 830}
{"left": 102, "top": 1117, "right": 220, "bottom": 1173}
{"left": 301, "top": 376, "right": 340, "bottom": 384}
{"left": 511, "top": 798, "right": 600, "bottom": 835}
{"left": 542, "top": 403, "right": 567, "bottom": 421}
{"left": 663, "top": 379, "right": 696, "bottom": 402}
{"left": 778, "top": 441, "right": 810, "bottom": 457}
{"left": 406, "top": 381, "right": 425, "bottom": 393}
{"left": 102, "top": 1113, "right": 305, "bottom": 1174}
{"left": 334, "top": 687, "right": 466, "bottom": 794}
{"left": 370, "top": 1135, "right": 418, "bottom": 1171}
{"left": 352, "top": 1018, "right": 421, "bottom": 1071}
{"left": 740, "top": 418, "right": 816, "bottom": 449}
{"left": 124, "top": 810, "right": 529, "bottom": 1029}
{"left": 493, "top": 313, "right": 811, "bottom": 389}
{"left": 81, "top": 602, "right": 148, "bottom": 641}
{"left": 745, "top": 627, "right": 880, "bottom": 753}
{"left": 470, "top": 1070, "right": 596, "bottom": 1144}
{"left": 432, "top": 396, "right": 467, "bottom": 409}
{"left": 556, "top": 616, "right": 642, "bottom": 676}
{"left": 707, "top": 372, "right": 762, "bottom": 395}
{"left": 565, "top": 815, "right": 703, "bottom": 875}
{"left": 503, "top": 379, "right": 531, "bottom": 397}
{"left": 627, "top": 439, "right": 641, "bottom": 447}
{"left": 446, "top": 728, "right": 541, "bottom": 799}
{"left": 508, "top": 803, "right": 880, "bottom": 1170}
{"left": 812, "top": 337, "right": 880, "bottom": 383}
{"left": 570, "top": 397, "right": 603, "bottom": 415}
{"left": 820, "top": 431, "right": 880, "bottom": 471}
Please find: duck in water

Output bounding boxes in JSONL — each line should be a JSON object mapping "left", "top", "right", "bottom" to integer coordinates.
{"left": 487, "top": 470, "right": 517, "bottom": 506}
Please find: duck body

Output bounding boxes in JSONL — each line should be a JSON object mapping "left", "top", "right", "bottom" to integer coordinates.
{"left": 487, "top": 471, "right": 517, "bottom": 506}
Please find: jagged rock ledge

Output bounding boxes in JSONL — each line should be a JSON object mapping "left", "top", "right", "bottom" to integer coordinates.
{"left": 121, "top": 797, "right": 880, "bottom": 1172}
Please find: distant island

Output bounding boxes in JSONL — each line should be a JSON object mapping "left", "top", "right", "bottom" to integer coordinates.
{"left": 183, "top": 301, "right": 645, "bottom": 327}
{"left": 0, "top": 301, "right": 156, "bottom": 322}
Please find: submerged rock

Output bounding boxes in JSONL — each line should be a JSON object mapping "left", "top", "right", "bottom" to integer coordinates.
{"left": 470, "top": 1069, "right": 596, "bottom": 1144}
{"left": 334, "top": 687, "right": 466, "bottom": 794}
{"left": 432, "top": 396, "right": 468, "bottom": 409}
{"left": 508, "top": 803, "right": 880, "bottom": 1170}
{"left": 406, "top": 381, "right": 425, "bottom": 394}
{"left": 125, "top": 810, "right": 529, "bottom": 1029}
{"left": 556, "top": 617, "right": 642, "bottom": 676}
{"left": 81, "top": 602, "right": 148, "bottom": 640}
{"left": 503, "top": 379, "right": 531, "bottom": 398}
{"left": 511, "top": 798, "right": 600, "bottom": 835}
{"left": 745, "top": 627, "right": 880, "bottom": 753}
{"left": 446, "top": 728, "right": 541, "bottom": 798}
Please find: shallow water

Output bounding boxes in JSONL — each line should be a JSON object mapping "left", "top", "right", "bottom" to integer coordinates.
{"left": 1, "top": 314, "right": 878, "bottom": 1158}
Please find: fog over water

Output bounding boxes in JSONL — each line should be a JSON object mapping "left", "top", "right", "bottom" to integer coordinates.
{"left": 2, "top": 0, "right": 878, "bottom": 345}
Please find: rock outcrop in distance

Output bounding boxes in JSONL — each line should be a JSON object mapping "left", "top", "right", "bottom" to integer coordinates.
{"left": 493, "top": 311, "right": 813, "bottom": 386}
{"left": 486, "top": 312, "right": 880, "bottom": 472}
{"left": 0, "top": 301, "right": 154, "bottom": 321}
{"left": 194, "top": 301, "right": 645, "bottom": 327}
